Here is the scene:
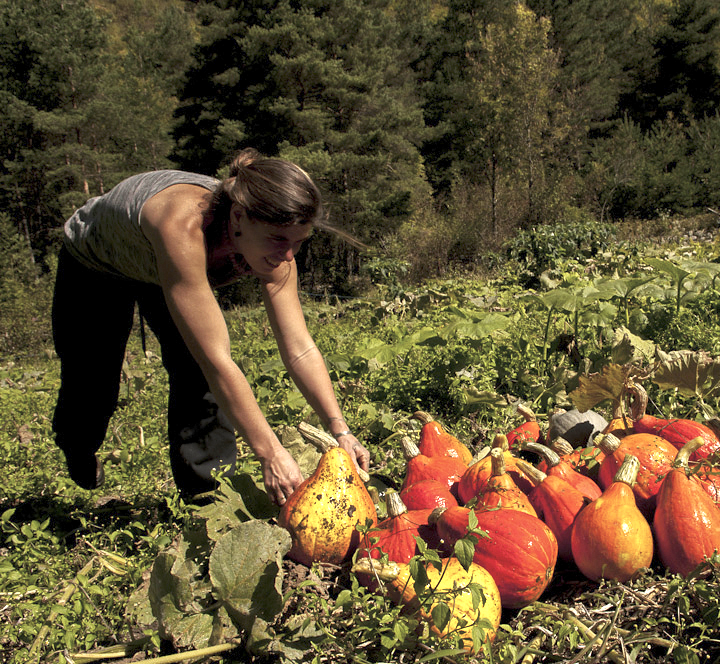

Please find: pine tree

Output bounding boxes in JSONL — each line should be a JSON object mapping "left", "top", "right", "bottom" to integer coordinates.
{"left": 173, "top": 0, "right": 431, "bottom": 284}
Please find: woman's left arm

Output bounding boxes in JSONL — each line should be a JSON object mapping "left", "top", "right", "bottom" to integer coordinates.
{"left": 261, "top": 260, "right": 370, "bottom": 471}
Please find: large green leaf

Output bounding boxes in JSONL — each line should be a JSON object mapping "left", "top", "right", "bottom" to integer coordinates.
{"left": 438, "top": 312, "right": 509, "bottom": 340}
{"left": 149, "top": 548, "right": 216, "bottom": 648}
{"left": 653, "top": 348, "right": 720, "bottom": 400}
{"left": 611, "top": 326, "right": 656, "bottom": 365}
{"left": 209, "top": 520, "right": 291, "bottom": 630}
{"left": 569, "top": 363, "right": 633, "bottom": 413}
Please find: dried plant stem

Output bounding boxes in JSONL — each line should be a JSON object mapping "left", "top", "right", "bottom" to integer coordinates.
{"left": 520, "top": 632, "right": 548, "bottom": 664}
{"left": 107, "top": 642, "right": 237, "bottom": 663}
{"left": 67, "top": 637, "right": 151, "bottom": 662}
{"left": 563, "top": 612, "right": 625, "bottom": 664}
{"left": 27, "top": 559, "right": 96, "bottom": 661}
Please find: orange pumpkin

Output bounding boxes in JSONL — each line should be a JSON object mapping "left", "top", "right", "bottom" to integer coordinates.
{"left": 432, "top": 505, "right": 557, "bottom": 609}
{"left": 506, "top": 403, "right": 544, "bottom": 451}
{"left": 412, "top": 411, "right": 473, "bottom": 465}
{"left": 400, "top": 436, "right": 466, "bottom": 498}
{"left": 653, "top": 438, "right": 720, "bottom": 577}
{"left": 359, "top": 491, "right": 440, "bottom": 566}
{"left": 571, "top": 455, "right": 653, "bottom": 582}
{"left": 594, "top": 431, "right": 676, "bottom": 518}
{"left": 400, "top": 478, "right": 459, "bottom": 510}
{"left": 524, "top": 442, "right": 601, "bottom": 502}
{"left": 630, "top": 382, "right": 720, "bottom": 460}
{"left": 475, "top": 448, "right": 537, "bottom": 516}
{"left": 457, "top": 433, "right": 533, "bottom": 504}
{"left": 516, "top": 459, "right": 588, "bottom": 563}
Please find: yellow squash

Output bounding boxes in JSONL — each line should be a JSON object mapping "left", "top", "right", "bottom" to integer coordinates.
{"left": 279, "top": 447, "right": 377, "bottom": 566}
{"left": 354, "top": 556, "right": 502, "bottom": 652}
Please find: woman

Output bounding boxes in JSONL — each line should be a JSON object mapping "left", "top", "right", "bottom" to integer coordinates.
{"left": 52, "top": 148, "right": 369, "bottom": 504}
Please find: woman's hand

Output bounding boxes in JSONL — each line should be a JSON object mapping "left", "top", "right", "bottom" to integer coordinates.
{"left": 335, "top": 432, "right": 371, "bottom": 473}
{"left": 259, "top": 445, "right": 305, "bottom": 506}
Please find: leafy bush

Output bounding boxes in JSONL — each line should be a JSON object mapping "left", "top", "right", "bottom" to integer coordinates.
{"left": 505, "top": 220, "right": 617, "bottom": 286}
{"left": 0, "top": 214, "right": 54, "bottom": 356}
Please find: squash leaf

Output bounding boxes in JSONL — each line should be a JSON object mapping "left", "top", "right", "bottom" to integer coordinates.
{"left": 209, "top": 520, "right": 291, "bottom": 629}
{"left": 652, "top": 348, "right": 720, "bottom": 400}
{"left": 195, "top": 473, "right": 278, "bottom": 542}
{"left": 569, "top": 363, "right": 633, "bottom": 413}
{"left": 149, "top": 545, "right": 220, "bottom": 649}
{"left": 279, "top": 424, "right": 322, "bottom": 479}
{"left": 611, "top": 326, "right": 656, "bottom": 365}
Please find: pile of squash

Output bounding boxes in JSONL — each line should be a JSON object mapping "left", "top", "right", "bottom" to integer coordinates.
{"left": 278, "top": 387, "right": 720, "bottom": 653}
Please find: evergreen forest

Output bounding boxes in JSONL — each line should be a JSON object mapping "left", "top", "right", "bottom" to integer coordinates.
{"left": 2, "top": 0, "right": 720, "bottom": 352}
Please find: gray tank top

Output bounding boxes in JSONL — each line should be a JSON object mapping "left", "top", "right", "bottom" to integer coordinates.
{"left": 63, "top": 170, "right": 219, "bottom": 284}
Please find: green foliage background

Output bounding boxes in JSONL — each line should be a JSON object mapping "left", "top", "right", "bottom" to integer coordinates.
{"left": 2, "top": 219, "right": 720, "bottom": 662}
{"left": 2, "top": 0, "right": 720, "bottom": 292}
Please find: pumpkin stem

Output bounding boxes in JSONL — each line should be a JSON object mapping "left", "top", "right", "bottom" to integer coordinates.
{"left": 628, "top": 382, "right": 649, "bottom": 421}
{"left": 412, "top": 411, "right": 434, "bottom": 425}
{"left": 385, "top": 490, "right": 409, "bottom": 517}
{"left": 491, "top": 433, "right": 509, "bottom": 452}
{"left": 401, "top": 436, "right": 421, "bottom": 460}
{"left": 514, "top": 458, "right": 547, "bottom": 486}
{"left": 594, "top": 432, "right": 622, "bottom": 455}
{"left": 673, "top": 437, "right": 705, "bottom": 469}
{"left": 367, "top": 485, "right": 382, "bottom": 508}
{"left": 297, "top": 422, "right": 370, "bottom": 482}
{"left": 428, "top": 506, "right": 447, "bottom": 525}
{"left": 522, "top": 442, "right": 561, "bottom": 468}
{"left": 548, "top": 437, "right": 574, "bottom": 456}
{"left": 490, "top": 447, "right": 506, "bottom": 476}
{"left": 299, "top": 421, "right": 337, "bottom": 452}
{"left": 516, "top": 403, "right": 537, "bottom": 422}
{"left": 613, "top": 454, "right": 640, "bottom": 486}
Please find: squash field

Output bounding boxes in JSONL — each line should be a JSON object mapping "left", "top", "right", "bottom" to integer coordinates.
{"left": 2, "top": 220, "right": 720, "bottom": 663}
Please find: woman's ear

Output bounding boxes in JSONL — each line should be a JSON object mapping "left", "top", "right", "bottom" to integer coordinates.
{"left": 230, "top": 204, "right": 244, "bottom": 237}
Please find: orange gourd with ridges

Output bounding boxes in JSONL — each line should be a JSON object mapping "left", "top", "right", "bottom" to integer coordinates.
{"left": 542, "top": 437, "right": 605, "bottom": 480}
{"left": 595, "top": 431, "right": 676, "bottom": 518}
{"left": 516, "top": 458, "right": 588, "bottom": 563}
{"left": 506, "top": 404, "right": 544, "bottom": 451}
{"left": 630, "top": 383, "right": 720, "bottom": 461}
{"left": 571, "top": 455, "right": 653, "bottom": 582}
{"left": 457, "top": 433, "right": 533, "bottom": 504}
{"left": 524, "top": 442, "right": 602, "bottom": 502}
{"left": 400, "top": 437, "right": 465, "bottom": 498}
{"left": 400, "top": 478, "right": 458, "bottom": 510}
{"left": 431, "top": 505, "right": 557, "bottom": 609}
{"left": 358, "top": 492, "right": 440, "bottom": 566}
{"left": 653, "top": 438, "right": 720, "bottom": 577}
{"left": 412, "top": 411, "right": 473, "bottom": 465}
{"left": 476, "top": 448, "right": 537, "bottom": 516}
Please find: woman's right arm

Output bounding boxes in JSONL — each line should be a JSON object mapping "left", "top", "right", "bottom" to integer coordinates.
{"left": 140, "top": 186, "right": 304, "bottom": 504}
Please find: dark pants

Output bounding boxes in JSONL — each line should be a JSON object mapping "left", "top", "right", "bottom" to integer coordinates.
{"left": 51, "top": 247, "right": 237, "bottom": 496}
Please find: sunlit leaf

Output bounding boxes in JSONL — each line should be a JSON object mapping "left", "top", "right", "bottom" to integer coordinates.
{"left": 209, "top": 520, "right": 291, "bottom": 629}
{"left": 569, "top": 363, "right": 633, "bottom": 412}
{"left": 653, "top": 348, "right": 720, "bottom": 399}
{"left": 611, "top": 326, "right": 656, "bottom": 365}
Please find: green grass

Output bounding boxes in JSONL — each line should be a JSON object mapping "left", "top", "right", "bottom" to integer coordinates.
{"left": 2, "top": 229, "right": 720, "bottom": 662}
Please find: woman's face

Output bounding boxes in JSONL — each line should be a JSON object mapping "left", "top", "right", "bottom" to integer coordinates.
{"left": 230, "top": 206, "right": 313, "bottom": 276}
